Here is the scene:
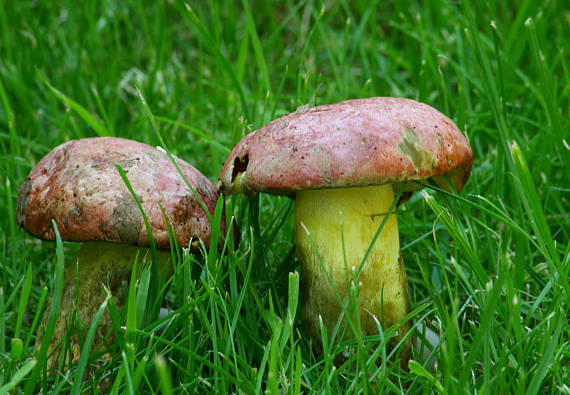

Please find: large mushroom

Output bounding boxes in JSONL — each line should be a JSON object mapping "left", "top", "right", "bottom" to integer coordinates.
{"left": 18, "top": 136, "right": 223, "bottom": 366}
{"left": 218, "top": 97, "right": 472, "bottom": 357}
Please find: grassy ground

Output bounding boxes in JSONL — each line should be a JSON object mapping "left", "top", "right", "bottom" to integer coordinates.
{"left": 1, "top": 0, "right": 568, "bottom": 393}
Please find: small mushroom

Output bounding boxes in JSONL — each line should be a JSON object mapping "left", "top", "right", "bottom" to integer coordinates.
{"left": 18, "top": 137, "right": 223, "bottom": 366}
{"left": 218, "top": 97, "right": 472, "bottom": 359}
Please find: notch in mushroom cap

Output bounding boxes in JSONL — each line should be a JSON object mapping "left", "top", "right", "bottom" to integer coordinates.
{"left": 18, "top": 136, "right": 226, "bottom": 367}
{"left": 218, "top": 97, "right": 473, "bottom": 360}
{"left": 218, "top": 97, "right": 472, "bottom": 196}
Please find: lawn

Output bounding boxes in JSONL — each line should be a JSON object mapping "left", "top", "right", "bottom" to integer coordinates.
{"left": 0, "top": 0, "right": 568, "bottom": 393}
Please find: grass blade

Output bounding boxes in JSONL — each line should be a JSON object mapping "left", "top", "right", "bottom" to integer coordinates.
{"left": 154, "top": 355, "right": 174, "bottom": 395}
{"left": 527, "top": 312, "right": 564, "bottom": 394}
{"left": 70, "top": 292, "right": 111, "bottom": 395}
{"left": 240, "top": 0, "right": 272, "bottom": 97}
{"left": 126, "top": 260, "right": 138, "bottom": 348}
{"left": 180, "top": 3, "right": 249, "bottom": 119}
{"left": 36, "top": 71, "right": 110, "bottom": 137}
{"left": 15, "top": 263, "right": 33, "bottom": 340}
{"left": 24, "top": 220, "right": 65, "bottom": 394}
{"left": 0, "top": 359, "right": 37, "bottom": 395}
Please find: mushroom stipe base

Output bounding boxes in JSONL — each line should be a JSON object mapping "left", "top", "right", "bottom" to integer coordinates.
{"left": 294, "top": 184, "right": 411, "bottom": 353}
{"left": 41, "top": 242, "right": 170, "bottom": 368}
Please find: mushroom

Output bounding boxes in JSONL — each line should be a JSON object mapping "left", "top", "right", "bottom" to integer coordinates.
{"left": 218, "top": 97, "right": 472, "bottom": 358}
{"left": 18, "top": 136, "right": 223, "bottom": 366}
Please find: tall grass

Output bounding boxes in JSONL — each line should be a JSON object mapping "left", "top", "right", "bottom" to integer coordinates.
{"left": 0, "top": 0, "right": 568, "bottom": 393}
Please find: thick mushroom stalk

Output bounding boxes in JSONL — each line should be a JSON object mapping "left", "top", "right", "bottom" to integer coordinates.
{"left": 50, "top": 243, "right": 170, "bottom": 365}
{"left": 294, "top": 183, "right": 411, "bottom": 348}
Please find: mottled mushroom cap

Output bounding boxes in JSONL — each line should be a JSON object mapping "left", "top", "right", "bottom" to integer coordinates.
{"left": 18, "top": 137, "right": 223, "bottom": 251}
{"left": 218, "top": 97, "right": 473, "bottom": 196}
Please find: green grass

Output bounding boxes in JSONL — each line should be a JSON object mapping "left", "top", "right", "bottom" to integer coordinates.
{"left": 1, "top": 0, "right": 568, "bottom": 393}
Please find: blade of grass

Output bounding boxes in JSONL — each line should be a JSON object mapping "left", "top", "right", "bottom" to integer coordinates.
{"left": 0, "top": 288, "right": 4, "bottom": 356}
{"left": 524, "top": 18, "right": 563, "bottom": 139}
{"left": 155, "top": 355, "right": 174, "bottom": 395}
{"left": 132, "top": 349, "right": 151, "bottom": 391}
{"left": 279, "top": 271, "right": 299, "bottom": 352}
{"left": 0, "top": 77, "right": 18, "bottom": 181}
{"left": 70, "top": 291, "right": 111, "bottom": 395}
{"left": 154, "top": 116, "right": 231, "bottom": 154}
{"left": 255, "top": 328, "right": 272, "bottom": 394}
{"left": 126, "top": 260, "right": 138, "bottom": 351}
{"left": 267, "top": 320, "right": 282, "bottom": 395}
{"left": 36, "top": 70, "right": 110, "bottom": 137}
{"left": 206, "top": 196, "right": 224, "bottom": 268}
{"left": 527, "top": 312, "right": 564, "bottom": 394}
{"left": 458, "top": 268, "right": 505, "bottom": 388}
{"left": 23, "top": 287, "right": 48, "bottom": 351}
{"left": 408, "top": 360, "right": 444, "bottom": 393}
{"left": 0, "top": 0, "right": 11, "bottom": 63}
{"left": 0, "top": 359, "right": 37, "bottom": 395}
{"left": 24, "top": 220, "right": 65, "bottom": 394}
{"left": 90, "top": 85, "right": 115, "bottom": 136}
{"left": 121, "top": 351, "right": 135, "bottom": 395}
{"left": 5, "top": 181, "right": 17, "bottom": 273}
{"left": 136, "top": 261, "right": 151, "bottom": 328}
{"left": 241, "top": 0, "right": 272, "bottom": 98}
{"left": 510, "top": 142, "right": 565, "bottom": 293}
{"left": 181, "top": 3, "right": 249, "bottom": 120}
{"left": 293, "top": 345, "right": 302, "bottom": 395}
{"left": 15, "top": 263, "right": 33, "bottom": 340}
{"left": 460, "top": 0, "right": 514, "bottom": 193}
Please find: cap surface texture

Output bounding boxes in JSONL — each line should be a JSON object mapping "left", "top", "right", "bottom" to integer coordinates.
{"left": 18, "top": 137, "right": 221, "bottom": 250}
{"left": 218, "top": 97, "right": 472, "bottom": 195}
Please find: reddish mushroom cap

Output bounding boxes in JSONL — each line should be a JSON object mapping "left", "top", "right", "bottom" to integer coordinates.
{"left": 218, "top": 97, "right": 473, "bottom": 196}
{"left": 18, "top": 137, "right": 222, "bottom": 251}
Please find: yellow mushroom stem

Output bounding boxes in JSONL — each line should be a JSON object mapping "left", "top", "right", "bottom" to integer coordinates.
{"left": 294, "top": 183, "right": 411, "bottom": 352}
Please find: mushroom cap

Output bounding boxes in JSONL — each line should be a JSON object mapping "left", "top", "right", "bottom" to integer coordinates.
{"left": 18, "top": 137, "right": 222, "bottom": 251}
{"left": 218, "top": 97, "right": 473, "bottom": 196}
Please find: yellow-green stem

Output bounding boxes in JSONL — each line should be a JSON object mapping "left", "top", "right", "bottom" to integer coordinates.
{"left": 294, "top": 184, "right": 411, "bottom": 352}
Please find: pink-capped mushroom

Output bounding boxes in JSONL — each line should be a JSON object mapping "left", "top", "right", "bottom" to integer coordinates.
{"left": 18, "top": 136, "right": 223, "bottom": 366}
{"left": 218, "top": 97, "right": 472, "bottom": 358}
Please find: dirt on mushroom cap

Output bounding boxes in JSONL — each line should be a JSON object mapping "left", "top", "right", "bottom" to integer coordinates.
{"left": 17, "top": 137, "right": 222, "bottom": 251}
{"left": 218, "top": 97, "right": 473, "bottom": 196}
